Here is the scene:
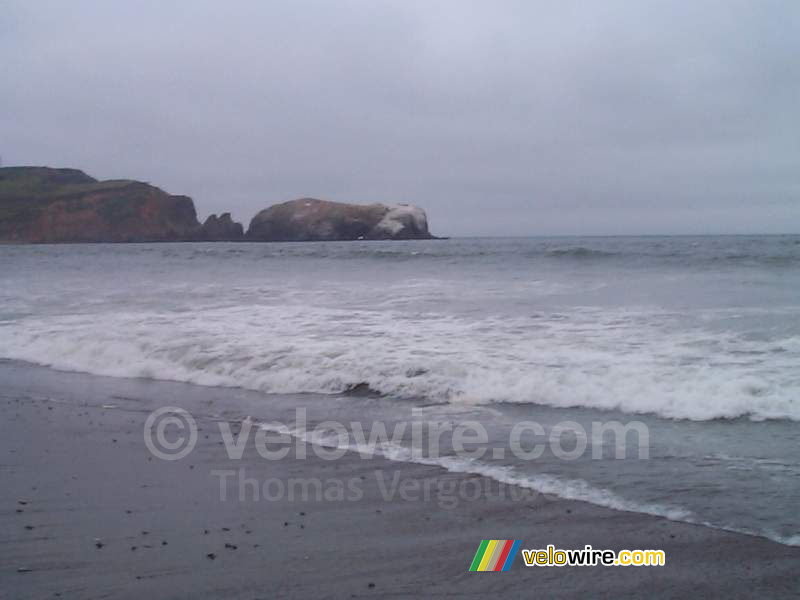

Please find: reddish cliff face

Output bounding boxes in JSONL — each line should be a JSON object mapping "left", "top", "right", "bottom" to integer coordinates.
{"left": 0, "top": 167, "right": 202, "bottom": 243}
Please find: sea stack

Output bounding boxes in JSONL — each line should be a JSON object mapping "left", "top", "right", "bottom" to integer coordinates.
{"left": 199, "top": 212, "right": 244, "bottom": 241}
{"left": 246, "top": 198, "right": 435, "bottom": 241}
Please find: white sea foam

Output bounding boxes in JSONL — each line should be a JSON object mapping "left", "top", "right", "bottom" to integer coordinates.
{"left": 1, "top": 302, "right": 798, "bottom": 421}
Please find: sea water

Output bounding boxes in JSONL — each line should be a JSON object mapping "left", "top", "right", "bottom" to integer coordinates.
{"left": 1, "top": 236, "right": 798, "bottom": 544}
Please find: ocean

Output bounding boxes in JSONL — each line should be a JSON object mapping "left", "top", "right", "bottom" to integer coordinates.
{"left": 1, "top": 235, "right": 798, "bottom": 546}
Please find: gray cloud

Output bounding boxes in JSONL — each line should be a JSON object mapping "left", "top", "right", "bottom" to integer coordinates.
{"left": 2, "top": 0, "right": 799, "bottom": 234}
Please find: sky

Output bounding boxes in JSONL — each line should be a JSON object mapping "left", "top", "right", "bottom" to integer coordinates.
{"left": 2, "top": 0, "right": 799, "bottom": 235}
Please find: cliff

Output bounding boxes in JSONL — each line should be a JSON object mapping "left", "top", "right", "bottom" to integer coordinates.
{"left": 0, "top": 167, "right": 202, "bottom": 243}
{"left": 246, "top": 198, "right": 435, "bottom": 241}
{"left": 0, "top": 168, "right": 433, "bottom": 243}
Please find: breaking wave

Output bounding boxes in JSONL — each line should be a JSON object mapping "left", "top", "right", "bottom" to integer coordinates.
{"left": 1, "top": 303, "right": 798, "bottom": 422}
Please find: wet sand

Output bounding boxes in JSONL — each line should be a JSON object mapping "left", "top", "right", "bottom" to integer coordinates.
{"left": 1, "top": 361, "right": 798, "bottom": 599}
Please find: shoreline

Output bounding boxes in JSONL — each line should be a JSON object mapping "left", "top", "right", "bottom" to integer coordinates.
{"left": 2, "top": 362, "right": 799, "bottom": 598}
{"left": 0, "top": 237, "right": 450, "bottom": 246}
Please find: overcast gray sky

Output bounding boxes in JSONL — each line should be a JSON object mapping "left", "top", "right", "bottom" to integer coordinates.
{"left": 2, "top": 0, "right": 799, "bottom": 235}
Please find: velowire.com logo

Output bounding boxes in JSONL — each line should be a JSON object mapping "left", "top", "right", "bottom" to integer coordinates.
{"left": 469, "top": 540, "right": 521, "bottom": 571}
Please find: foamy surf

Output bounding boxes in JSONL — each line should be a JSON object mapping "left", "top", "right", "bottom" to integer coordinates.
{"left": 2, "top": 237, "right": 799, "bottom": 553}
{"left": 1, "top": 303, "right": 798, "bottom": 421}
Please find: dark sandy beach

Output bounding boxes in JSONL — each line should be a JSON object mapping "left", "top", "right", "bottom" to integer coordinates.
{"left": 1, "top": 361, "right": 798, "bottom": 599}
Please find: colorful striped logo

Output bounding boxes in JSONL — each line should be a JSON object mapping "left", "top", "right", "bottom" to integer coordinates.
{"left": 469, "top": 540, "right": 521, "bottom": 571}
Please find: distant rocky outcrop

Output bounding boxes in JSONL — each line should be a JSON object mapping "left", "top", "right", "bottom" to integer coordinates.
{"left": 246, "top": 198, "right": 435, "bottom": 241}
{"left": 0, "top": 167, "right": 438, "bottom": 243}
{"left": 199, "top": 212, "right": 244, "bottom": 241}
{"left": 0, "top": 167, "right": 201, "bottom": 243}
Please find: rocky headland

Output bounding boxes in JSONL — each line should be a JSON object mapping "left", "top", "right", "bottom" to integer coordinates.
{"left": 0, "top": 166, "right": 436, "bottom": 243}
